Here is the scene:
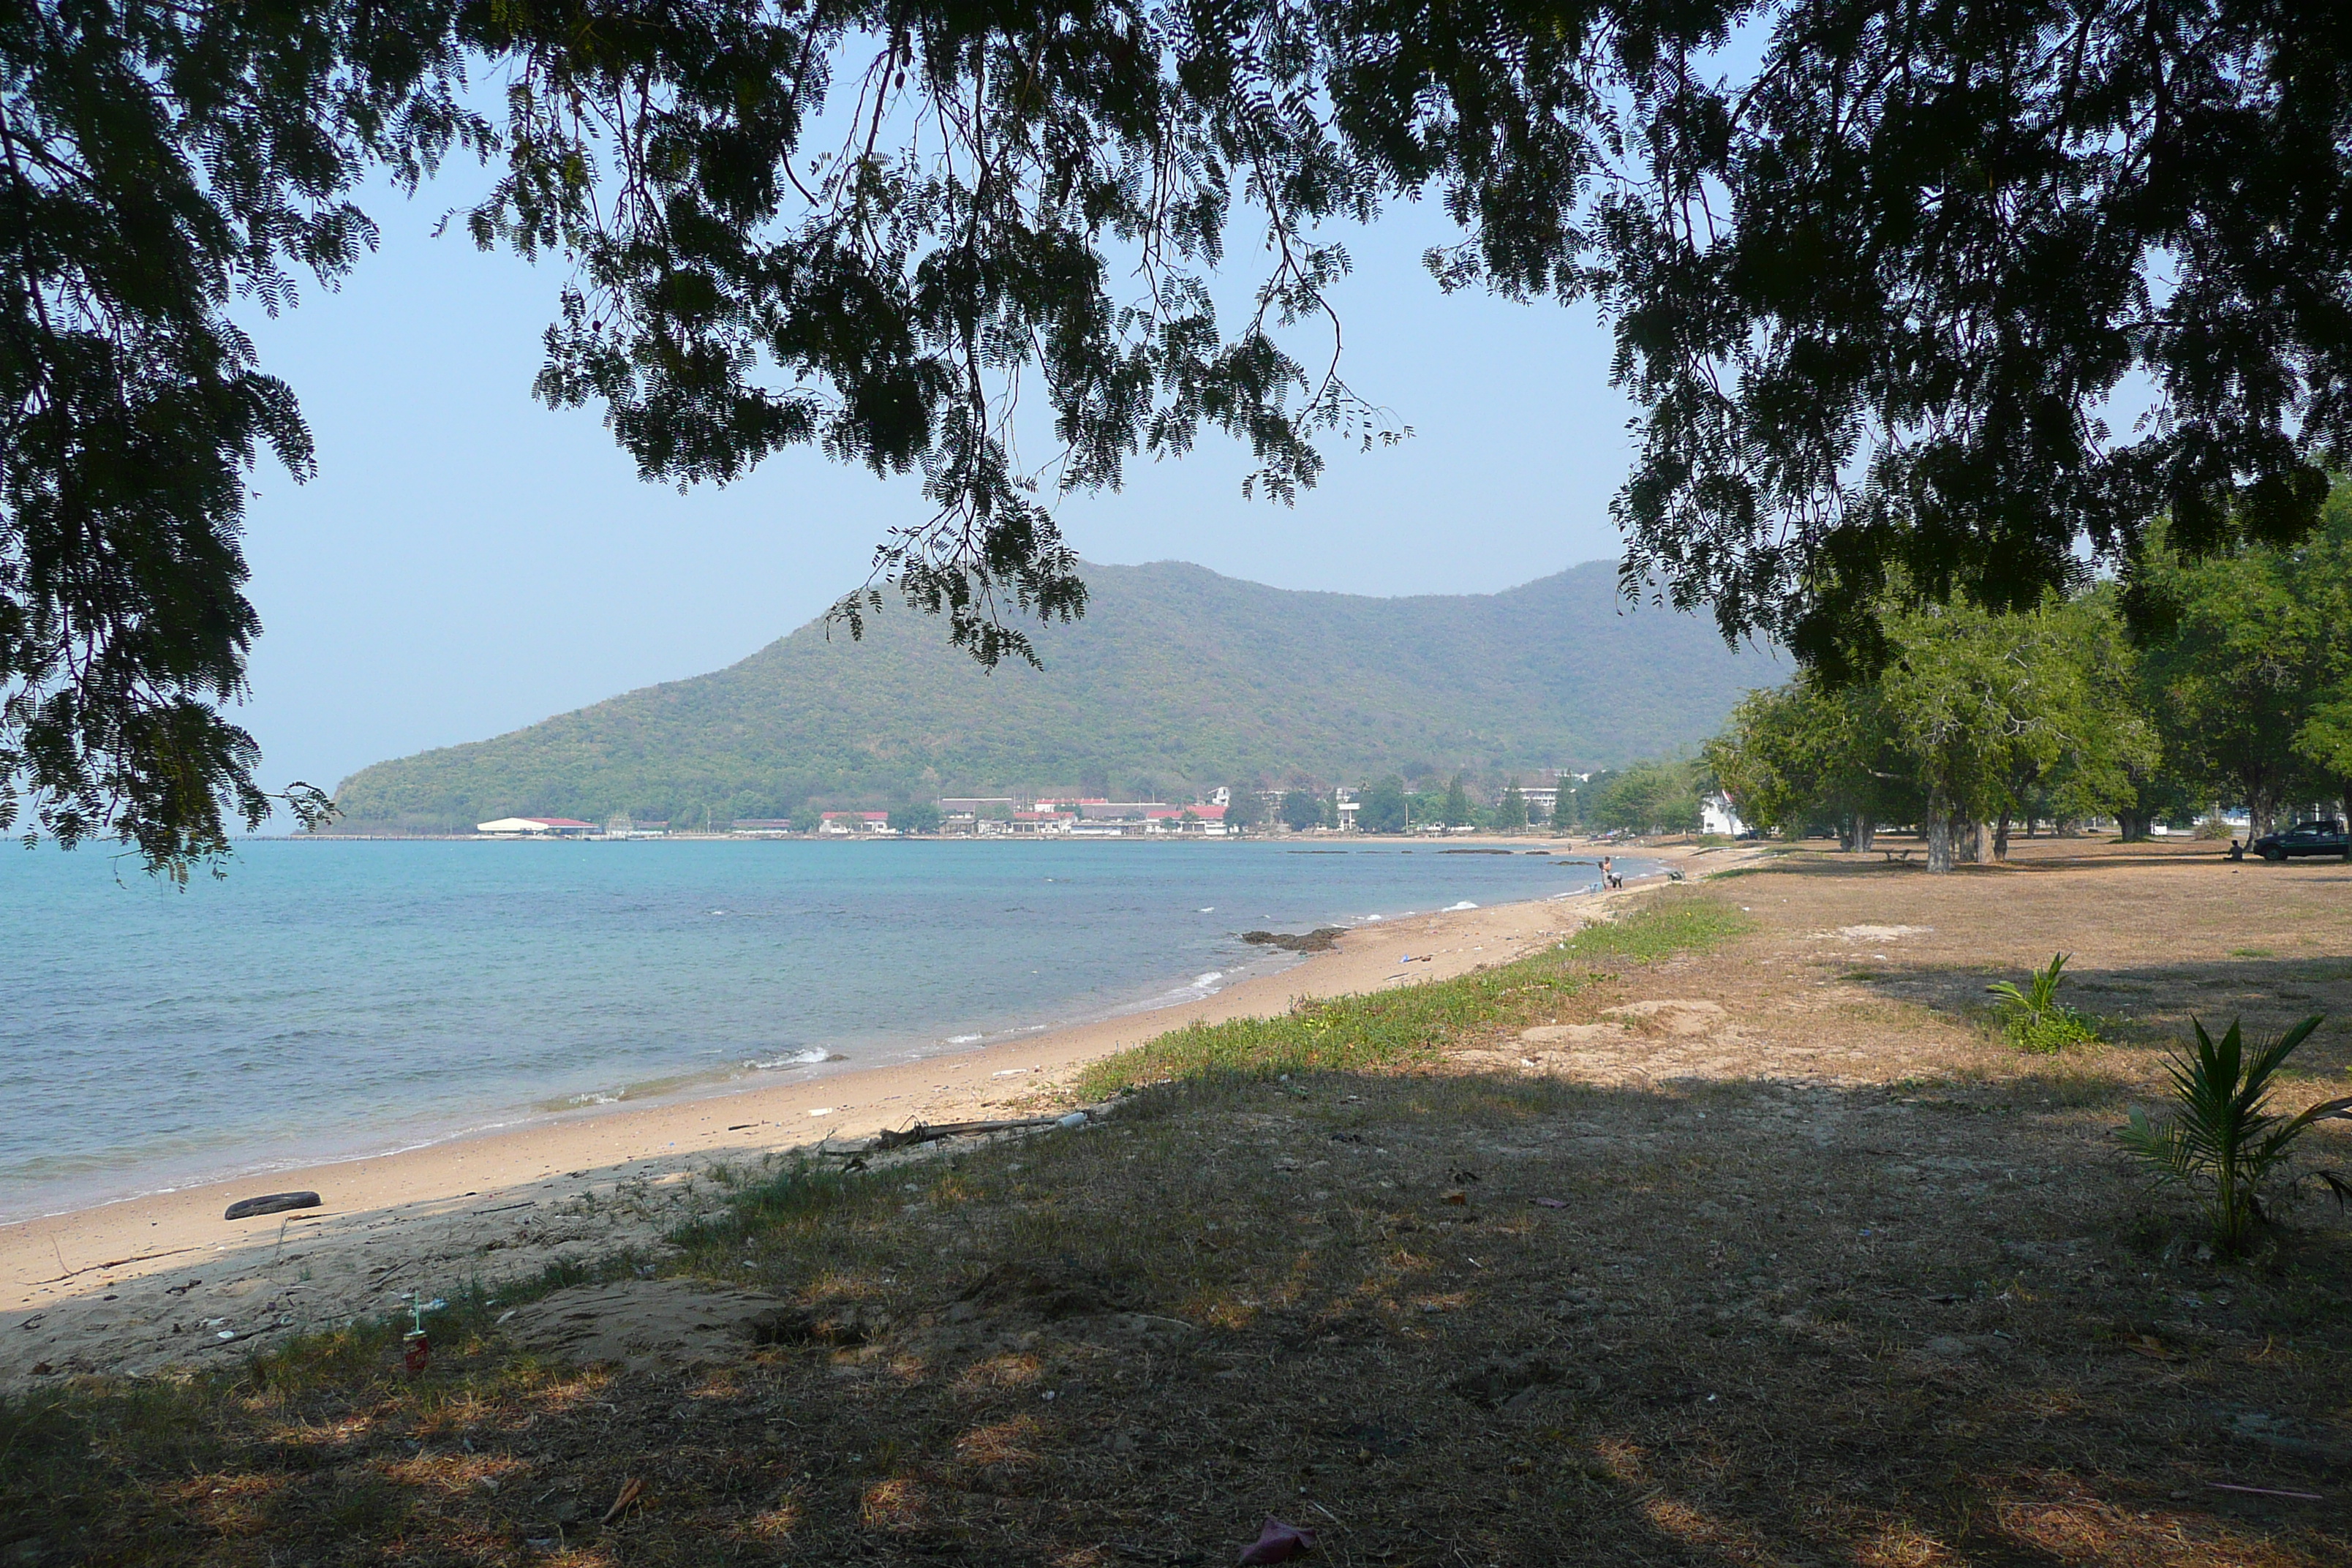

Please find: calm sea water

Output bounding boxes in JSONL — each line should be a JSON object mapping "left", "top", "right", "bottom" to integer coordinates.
{"left": 1, "top": 838, "right": 1635, "bottom": 1218}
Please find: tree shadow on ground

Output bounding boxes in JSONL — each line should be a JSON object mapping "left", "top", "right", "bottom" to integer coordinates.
{"left": 7, "top": 1061, "right": 2348, "bottom": 1567}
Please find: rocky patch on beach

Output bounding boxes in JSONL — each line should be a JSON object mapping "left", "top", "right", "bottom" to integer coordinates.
{"left": 1240, "top": 927, "right": 1346, "bottom": 952}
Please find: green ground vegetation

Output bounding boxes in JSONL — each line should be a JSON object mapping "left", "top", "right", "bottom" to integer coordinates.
{"left": 1074, "top": 889, "right": 1754, "bottom": 1093}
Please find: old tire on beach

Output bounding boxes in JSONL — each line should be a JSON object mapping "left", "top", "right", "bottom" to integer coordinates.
{"left": 224, "top": 1191, "right": 322, "bottom": 1221}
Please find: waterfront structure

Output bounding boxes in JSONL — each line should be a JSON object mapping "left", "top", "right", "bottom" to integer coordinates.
{"left": 475, "top": 816, "right": 598, "bottom": 837}
{"left": 818, "top": 811, "right": 897, "bottom": 836}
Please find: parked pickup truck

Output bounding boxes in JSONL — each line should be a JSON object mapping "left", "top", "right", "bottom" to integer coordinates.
{"left": 2249, "top": 819, "right": 2349, "bottom": 860}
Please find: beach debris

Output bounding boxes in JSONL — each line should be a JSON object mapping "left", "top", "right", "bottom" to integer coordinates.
{"left": 1443, "top": 1190, "right": 1469, "bottom": 1205}
{"left": 1056, "top": 1111, "right": 1089, "bottom": 1129}
{"left": 2206, "top": 1482, "right": 2326, "bottom": 1501}
{"left": 1237, "top": 1516, "right": 1316, "bottom": 1563}
{"left": 601, "top": 1476, "right": 647, "bottom": 1526}
{"left": 872, "top": 1115, "right": 1069, "bottom": 1150}
{"left": 223, "top": 1191, "right": 320, "bottom": 1221}
{"left": 400, "top": 1292, "right": 446, "bottom": 1375}
{"left": 1531, "top": 1197, "right": 1569, "bottom": 1209}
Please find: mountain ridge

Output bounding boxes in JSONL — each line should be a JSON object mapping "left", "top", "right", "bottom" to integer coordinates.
{"left": 330, "top": 559, "right": 1778, "bottom": 829}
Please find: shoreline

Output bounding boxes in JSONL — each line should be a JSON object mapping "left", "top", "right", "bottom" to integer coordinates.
{"left": 0, "top": 853, "right": 1709, "bottom": 1383}
{"left": 0, "top": 834, "right": 1637, "bottom": 1226}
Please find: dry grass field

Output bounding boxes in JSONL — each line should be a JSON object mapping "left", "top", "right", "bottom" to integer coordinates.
{"left": 6, "top": 840, "right": 2349, "bottom": 1567}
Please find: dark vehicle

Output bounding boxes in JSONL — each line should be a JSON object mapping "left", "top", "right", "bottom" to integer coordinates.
{"left": 2249, "top": 819, "right": 2349, "bottom": 861}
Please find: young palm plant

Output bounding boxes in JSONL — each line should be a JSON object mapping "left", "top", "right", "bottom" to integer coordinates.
{"left": 1986, "top": 952, "right": 2097, "bottom": 1052}
{"left": 2117, "top": 1014, "right": 2352, "bottom": 1255}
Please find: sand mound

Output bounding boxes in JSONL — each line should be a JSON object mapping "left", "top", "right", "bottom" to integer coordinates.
{"left": 502, "top": 1279, "right": 802, "bottom": 1375}
{"left": 1518, "top": 1022, "right": 1625, "bottom": 1044}
{"left": 1602, "top": 999, "right": 1726, "bottom": 1036}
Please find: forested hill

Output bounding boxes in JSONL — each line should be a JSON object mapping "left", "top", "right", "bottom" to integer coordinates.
{"left": 330, "top": 560, "right": 1779, "bottom": 830}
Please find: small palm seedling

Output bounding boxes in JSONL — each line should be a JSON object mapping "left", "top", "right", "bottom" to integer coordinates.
{"left": 2117, "top": 1014, "right": 2352, "bottom": 1255}
{"left": 1987, "top": 952, "right": 2097, "bottom": 1052}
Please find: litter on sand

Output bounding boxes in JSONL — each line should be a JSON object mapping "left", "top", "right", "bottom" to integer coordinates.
{"left": 1237, "top": 1516, "right": 1317, "bottom": 1563}
{"left": 602, "top": 1477, "right": 647, "bottom": 1525}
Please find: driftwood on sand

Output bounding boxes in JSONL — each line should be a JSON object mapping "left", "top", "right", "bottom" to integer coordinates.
{"left": 869, "top": 1116, "right": 1071, "bottom": 1151}
{"left": 223, "top": 1191, "right": 321, "bottom": 1221}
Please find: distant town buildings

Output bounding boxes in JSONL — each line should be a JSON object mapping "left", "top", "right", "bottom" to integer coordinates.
{"left": 486, "top": 769, "right": 1662, "bottom": 841}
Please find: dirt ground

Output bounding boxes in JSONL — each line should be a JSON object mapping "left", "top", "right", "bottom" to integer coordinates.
{"left": 8, "top": 838, "right": 2351, "bottom": 1568}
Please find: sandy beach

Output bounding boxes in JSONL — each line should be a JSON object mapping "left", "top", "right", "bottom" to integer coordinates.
{"left": 1, "top": 848, "right": 1715, "bottom": 1383}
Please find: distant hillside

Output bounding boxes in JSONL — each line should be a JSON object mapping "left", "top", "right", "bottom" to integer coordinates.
{"left": 331, "top": 560, "right": 1779, "bottom": 830}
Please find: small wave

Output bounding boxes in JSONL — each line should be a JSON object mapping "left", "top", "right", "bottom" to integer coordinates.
{"left": 564, "top": 1091, "right": 622, "bottom": 1107}
{"left": 1197, "top": 906, "right": 1215, "bottom": 913}
{"left": 945, "top": 1033, "right": 984, "bottom": 1045}
{"left": 1444, "top": 900, "right": 1479, "bottom": 911}
{"left": 1191, "top": 971, "right": 1224, "bottom": 988}
{"left": 745, "top": 1047, "right": 842, "bottom": 1070}
{"left": 1362, "top": 913, "right": 1384, "bottom": 922}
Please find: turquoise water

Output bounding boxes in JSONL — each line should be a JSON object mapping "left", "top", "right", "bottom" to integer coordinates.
{"left": 1, "top": 839, "right": 1630, "bottom": 1218}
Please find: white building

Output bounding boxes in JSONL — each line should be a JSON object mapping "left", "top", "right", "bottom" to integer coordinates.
{"left": 475, "top": 816, "right": 597, "bottom": 837}
{"left": 1700, "top": 794, "right": 1748, "bottom": 837}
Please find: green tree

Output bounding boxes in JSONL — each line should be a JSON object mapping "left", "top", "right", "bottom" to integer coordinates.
{"left": 1220, "top": 786, "right": 1266, "bottom": 832}
{"left": 1705, "top": 679, "right": 1910, "bottom": 851}
{"left": 1439, "top": 774, "right": 1473, "bottom": 829}
{"left": 1550, "top": 777, "right": 1579, "bottom": 832}
{"left": 1495, "top": 779, "right": 1528, "bottom": 830}
{"left": 887, "top": 802, "right": 943, "bottom": 835}
{"left": 1588, "top": 759, "right": 1701, "bottom": 835}
{"left": 2137, "top": 532, "right": 2334, "bottom": 842}
{"left": 1280, "top": 790, "right": 1326, "bottom": 832}
{"left": 1876, "top": 597, "right": 2157, "bottom": 872}
{"left": 1357, "top": 777, "right": 1409, "bottom": 834}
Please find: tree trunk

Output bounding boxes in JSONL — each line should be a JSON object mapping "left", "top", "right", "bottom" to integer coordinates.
{"left": 1837, "top": 814, "right": 1858, "bottom": 852}
{"left": 2118, "top": 809, "right": 2150, "bottom": 842}
{"left": 1926, "top": 791, "right": 1955, "bottom": 873}
{"left": 1955, "top": 818, "right": 1982, "bottom": 864}
{"left": 2247, "top": 787, "right": 2280, "bottom": 843}
{"left": 1854, "top": 818, "right": 1876, "bottom": 853}
{"left": 1994, "top": 813, "right": 2012, "bottom": 861}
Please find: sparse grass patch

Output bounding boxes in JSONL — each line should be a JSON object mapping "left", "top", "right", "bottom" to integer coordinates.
{"left": 1076, "top": 889, "right": 1753, "bottom": 1096}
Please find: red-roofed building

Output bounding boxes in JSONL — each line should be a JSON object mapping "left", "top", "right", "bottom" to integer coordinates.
{"left": 818, "top": 810, "right": 897, "bottom": 836}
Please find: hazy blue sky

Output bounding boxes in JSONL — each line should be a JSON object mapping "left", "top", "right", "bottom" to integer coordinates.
{"left": 234, "top": 169, "right": 1646, "bottom": 804}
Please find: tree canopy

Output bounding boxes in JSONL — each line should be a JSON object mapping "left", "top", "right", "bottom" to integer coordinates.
{"left": 11, "top": 0, "right": 2351, "bottom": 868}
{"left": 1709, "top": 487, "right": 2352, "bottom": 869}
